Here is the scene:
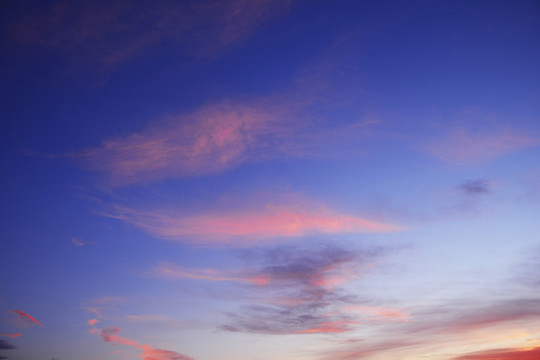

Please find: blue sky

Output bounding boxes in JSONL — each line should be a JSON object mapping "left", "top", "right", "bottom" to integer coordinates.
{"left": 1, "top": 1, "right": 540, "bottom": 359}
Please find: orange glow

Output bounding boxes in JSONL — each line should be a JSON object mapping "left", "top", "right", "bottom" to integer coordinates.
{"left": 13, "top": 309, "right": 43, "bottom": 326}
{"left": 453, "top": 346, "right": 540, "bottom": 360}
{"left": 88, "top": 319, "right": 99, "bottom": 326}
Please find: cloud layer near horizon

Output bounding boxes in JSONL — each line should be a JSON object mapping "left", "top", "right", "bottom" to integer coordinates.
{"left": 98, "top": 326, "right": 193, "bottom": 360}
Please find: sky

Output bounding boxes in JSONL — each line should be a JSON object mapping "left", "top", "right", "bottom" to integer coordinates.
{"left": 1, "top": 1, "right": 540, "bottom": 359}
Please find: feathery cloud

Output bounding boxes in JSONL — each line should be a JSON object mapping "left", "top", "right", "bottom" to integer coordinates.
{"left": 12, "top": 310, "right": 42, "bottom": 327}
{"left": 423, "top": 127, "right": 539, "bottom": 165}
{"left": 8, "top": 0, "right": 293, "bottom": 70}
{"left": 220, "top": 243, "right": 391, "bottom": 335}
{"left": 99, "top": 326, "right": 193, "bottom": 360}
{"left": 104, "top": 199, "right": 403, "bottom": 246}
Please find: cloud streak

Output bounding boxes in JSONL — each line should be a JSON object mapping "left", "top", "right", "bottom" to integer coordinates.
{"left": 98, "top": 326, "right": 193, "bottom": 360}
{"left": 151, "top": 263, "right": 269, "bottom": 285}
{"left": 12, "top": 310, "right": 42, "bottom": 327}
{"left": 81, "top": 101, "right": 293, "bottom": 185}
{"left": 104, "top": 199, "right": 403, "bottom": 246}
{"left": 323, "top": 296, "right": 540, "bottom": 360}
{"left": 8, "top": 0, "right": 293, "bottom": 70}
{"left": 452, "top": 346, "right": 540, "bottom": 360}
{"left": 423, "top": 127, "right": 540, "bottom": 165}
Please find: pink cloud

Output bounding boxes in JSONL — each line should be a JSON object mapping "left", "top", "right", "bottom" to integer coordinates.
{"left": 423, "top": 127, "right": 540, "bottom": 165}
{"left": 88, "top": 319, "right": 99, "bottom": 326}
{"left": 151, "top": 263, "right": 269, "bottom": 285}
{"left": 345, "top": 306, "right": 410, "bottom": 322}
{"left": 79, "top": 94, "right": 379, "bottom": 186}
{"left": 0, "top": 333, "right": 22, "bottom": 338}
{"left": 82, "top": 102, "right": 294, "bottom": 186}
{"left": 99, "top": 327, "right": 193, "bottom": 360}
{"left": 297, "top": 320, "right": 359, "bottom": 334}
{"left": 12, "top": 310, "right": 42, "bottom": 326}
{"left": 105, "top": 200, "right": 404, "bottom": 246}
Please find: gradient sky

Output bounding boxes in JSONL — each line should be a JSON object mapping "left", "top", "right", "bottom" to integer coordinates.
{"left": 1, "top": 1, "right": 540, "bottom": 359}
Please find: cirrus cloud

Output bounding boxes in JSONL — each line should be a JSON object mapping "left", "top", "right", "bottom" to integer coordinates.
{"left": 103, "top": 200, "right": 404, "bottom": 246}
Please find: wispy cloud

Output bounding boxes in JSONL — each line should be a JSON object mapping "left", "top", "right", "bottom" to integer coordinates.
{"left": 150, "top": 263, "right": 269, "bottom": 285}
{"left": 82, "top": 296, "right": 126, "bottom": 320}
{"left": 459, "top": 179, "right": 492, "bottom": 195}
{"left": 423, "top": 127, "right": 540, "bottom": 165}
{"left": 344, "top": 306, "right": 410, "bottom": 322}
{"left": 219, "top": 243, "right": 394, "bottom": 335}
{"left": 104, "top": 199, "right": 403, "bottom": 246}
{"left": 98, "top": 326, "right": 193, "bottom": 360}
{"left": 81, "top": 101, "right": 293, "bottom": 185}
{"left": 76, "top": 80, "right": 380, "bottom": 186}
{"left": 0, "top": 334, "right": 21, "bottom": 338}
{"left": 71, "top": 237, "right": 95, "bottom": 247}
{"left": 12, "top": 310, "right": 42, "bottom": 327}
{"left": 323, "top": 296, "right": 540, "bottom": 360}
{"left": 8, "top": 0, "right": 293, "bottom": 71}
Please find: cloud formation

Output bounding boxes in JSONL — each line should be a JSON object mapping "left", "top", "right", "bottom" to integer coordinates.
{"left": 219, "top": 244, "right": 394, "bottom": 335}
{"left": 8, "top": 0, "right": 292, "bottom": 70}
{"left": 12, "top": 310, "right": 42, "bottom": 326}
{"left": 99, "top": 326, "right": 193, "bottom": 360}
{"left": 459, "top": 179, "right": 492, "bottom": 195}
{"left": 151, "top": 263, "right": 269, "bottom": 285}
{"left": 82, "top": 101, "right": 293, "bottom": 185}
{"left": 423, "top": 127, "right": 539, "bottom": 165}
{"left": 452, "top": 346, "right": 540, "bottom": 360}
{"left": 0, "top": 340, "right": 15, "bottom": 350}
{"left": 324, "top": 296, "right": 540, "bottom": 360}
{"left": 78, "top": 92, "right": 378, "bottom": 186}
{"left": 71, "top": 238, "right": 95, "bottom": 247}
{"left": 105, "top": 200, "right": 403, "bottom": 246}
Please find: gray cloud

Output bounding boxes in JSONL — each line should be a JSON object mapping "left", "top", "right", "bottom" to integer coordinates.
{"left": 221, "top": 243, "right": 386, "bottom": 334}
{"left": 459, "top": 179, "right": 491, "bottom": 195}
{"left": 0, "top": 339, "right": 15, "bottom": 350}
